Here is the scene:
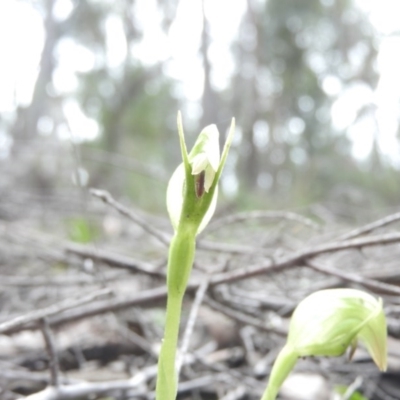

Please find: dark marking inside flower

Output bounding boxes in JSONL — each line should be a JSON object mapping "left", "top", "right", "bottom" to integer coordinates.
{"left": 195, "top": 170, "right": 205, "bottom": 198}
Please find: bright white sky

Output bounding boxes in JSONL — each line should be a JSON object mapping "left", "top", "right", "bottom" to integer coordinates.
{"left": 0, "top": 0, "right": 400, "bottom": 165}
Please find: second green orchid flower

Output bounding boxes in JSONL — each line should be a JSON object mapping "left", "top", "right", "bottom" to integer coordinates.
{"left": 262, "top": 288, "right": 387, "bottom": 400}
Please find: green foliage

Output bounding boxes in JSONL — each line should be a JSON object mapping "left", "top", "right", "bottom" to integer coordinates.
{"left": 66, "top": 217, "right": 97, "bottom": 243}
{"left": 336, "top": 385, "right": 369, "bottom": 400}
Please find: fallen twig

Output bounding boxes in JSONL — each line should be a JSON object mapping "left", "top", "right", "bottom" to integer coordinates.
{"left": 207, "top": 210, "right": 320, "bottom": 233}
{"left": 90, "top": 188, "right": 170, "bottom": 246}
{"left": 40, "top": 318, "right": 60, "bottom": 388}
{"left": 0, "top": 288, "right": 111, "bottom": 334}
{"left": 305, "top": 259, "right": 400, "bottom": 296}
{"left": 337, "top": 211, "right": 400, "bottom": 241}
{"left": 65, "top": 241, "right": 165, "bottom": 279}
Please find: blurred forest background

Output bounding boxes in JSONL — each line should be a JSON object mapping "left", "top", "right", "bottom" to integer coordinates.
{"left": 1, "top": 0, "right": 400, "bottom": 222}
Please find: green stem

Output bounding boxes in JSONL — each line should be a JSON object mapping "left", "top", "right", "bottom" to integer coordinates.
{"left": 260, "top": 345, "right": 298, "bottom": 400}
{"left": 156, "top": 293, "right": 183, "bottom": 400}
{"left": 156, "top": 228, "right": 196, "bottom": 400}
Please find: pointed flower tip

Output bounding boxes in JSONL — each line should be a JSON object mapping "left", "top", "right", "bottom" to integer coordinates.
{"left": 200, "top": 124, "right": 219, "bottom": 139}
{"left": 358, "top": 296, "right": 387, "bottom": 371}
{"left": 176, "top": 111, "right": 183, "bottom": 134}
{"left": 177, "top": 110, "right": 182, "bottom": 122}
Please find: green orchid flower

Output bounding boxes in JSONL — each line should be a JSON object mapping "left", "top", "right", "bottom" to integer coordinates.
{"left": 262, "top": 288, "right": 387, "bottom": 400}
{"left": 156, "top": 112, "right": 235, "bottom": 400}
{"left": 166, "top": 122, "right": 223, "bottom": 234}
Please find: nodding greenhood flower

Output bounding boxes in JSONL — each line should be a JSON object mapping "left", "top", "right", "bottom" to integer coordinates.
{"left": 262, "top": 289, "right": 387, "bottom": 400}
{"left": 167, "top": 112, "right": 235, "bottom": 234}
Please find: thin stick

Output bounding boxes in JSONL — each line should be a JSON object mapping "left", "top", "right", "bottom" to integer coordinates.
{"left": 342, "top": 376, "right": 363, "bottom": 400}
{"left": 90, "top": 189, "right": 170, "bottom": 246}
{"left": 0, "top": 288, "right": 111, "bottom": 334}
{"left": 208, "top": 232, "right": 400, "bottom": 286}
{"left": 305, "top": 260, "right": 400, "bottom": 295}
{"left": 337, "top": 211, "right": 400, "bottom": 241}
{"left": 206, "top": 210, "right": 319, "bottom": 233}
{"left": 65, "top": 242, "right": 165, "bottom": 278}
{"left": 204, "top": 296, "right": 287, "bottom": 336}
{"left": 19, "top": 380, "right": 147, "bottom": 400}
{"left": 197, "top": 240, "right": 276, "bottom": 255}
{"left": 40, "top": 318, "right": 60, "bottom": 387}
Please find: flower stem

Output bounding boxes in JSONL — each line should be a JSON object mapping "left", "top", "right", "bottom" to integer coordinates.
{"left": 155, "top": 228, "right": 196, "bottom": 400}
{"left": 156, "top": 292, "right": 183, "bottom": 400}
{"left": 260, "top": 345, "right": 298, "bottom": 400}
